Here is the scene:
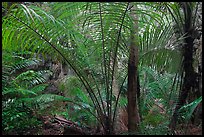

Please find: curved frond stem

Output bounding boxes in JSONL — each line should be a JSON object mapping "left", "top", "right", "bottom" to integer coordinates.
{"left": 98, "top": 2, "right": 107, "bottom": 115}
{"left": 109, "top": 2, "right": 130, "bottom": 126}
{"left": 86, "top": 68, "right": 106, "bottom": 115}
{"left": 112, "top": 73, "right": 128, "bottom": 126}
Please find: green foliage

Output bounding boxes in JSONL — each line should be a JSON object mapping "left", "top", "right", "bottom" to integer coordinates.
{"left": 2, "top": 99, "right": 42, "bottom": 133}
{"left": 23, "top": 94, "right": 71, "bottom": 107}
{"left": 139, "top": 122, "right": 170, "bottom": 135}
{"left": 2, "top": 2, "right": 200, "bottom": 135}
{"left": 68, "top": 88, "right": 95, "bottom": 126}
{"left": 178, "top": 96, "right": 202, "bottom": 122}
{"left": 138, "top": 66, "right": 180, "bottom": 133}
{"left": 118, "top": 96, "right": 128, "bottom": 107}
{"left": 11, "top": 58, "right": 40, "bottom": 74}
{"left": 57, "top": 76, "right": 96, "bottom": 127}
{"left": 13, "top": 70, "right": 48, "bottom": 88}
{"left": 2, "top": 50, "right": 51, "bottom": 134}
{"left": 3, "top": 68, "right": 50, "bottom": 98}
{"left": 67, "top": 104, "right": 96, "bottom": 127}
{"left": 61, "top": 76, "right": 84, "bottom": 97}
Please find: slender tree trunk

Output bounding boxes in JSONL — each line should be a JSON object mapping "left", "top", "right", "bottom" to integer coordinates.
{"left": 127, "top": 3, "right": 140, "bottom": 133}
{"left": 127, "top": 45, "right": 140, "bottom": 132}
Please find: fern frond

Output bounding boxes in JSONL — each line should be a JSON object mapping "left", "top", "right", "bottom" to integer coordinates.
{"left": 3, "top": 87, "right": 37, "bottom": 97}
{"left": 178, "top": 96, "right": 202, "bottom": 121}
{"left": 13, "top": 70, "right": 44, "bottom": 86}
{"left": 20, "top": 93, "right": 94, "bottom": 113}
{"left": 72, "top": 88, "right": 92, "bottom": 105}
{"left": 11, "top": 58, "right": 40, "bottom": 74}
{"left": 30, "top": 84, "right": 48, "bottom": 94}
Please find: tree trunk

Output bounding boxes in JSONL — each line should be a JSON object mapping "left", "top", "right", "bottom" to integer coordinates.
{"left": 127, "top": 3, "right": 140, "bottom": 133}
{"left": 127, "top": 45, "right": 140, "bottom": 132}
{"left": 169, "top": 2, "right": 198, "bottom": 131}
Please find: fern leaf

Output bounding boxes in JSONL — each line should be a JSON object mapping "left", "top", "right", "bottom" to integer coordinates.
{"left": 30, "top": 84, "right": 48, "bottom": 94}
{"left": 178, "top": 96, "right": 202, "bottom": 121}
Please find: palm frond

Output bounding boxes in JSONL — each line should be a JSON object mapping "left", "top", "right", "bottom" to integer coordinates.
{"left": 178, "top": 96, "right": 202, "bottom": 122}
{"left": 139, "top": 22, "right": 184, "bottom": 73}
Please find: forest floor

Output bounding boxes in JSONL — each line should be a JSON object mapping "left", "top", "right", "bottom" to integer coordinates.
{"left": 5, "top": 109, "right": 202, "bottom": 135}
{"left": 6, "top": 119, "right": 202, "bottom": 135}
